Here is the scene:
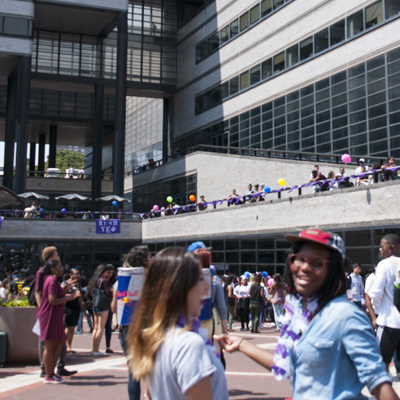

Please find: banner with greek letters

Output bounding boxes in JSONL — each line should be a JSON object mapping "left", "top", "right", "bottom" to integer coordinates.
{"left": 96, "top": 219, "right": 120, "bottom": 234}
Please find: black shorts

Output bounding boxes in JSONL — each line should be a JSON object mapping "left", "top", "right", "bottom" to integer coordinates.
{"left": 65, "top": 310, "right": 80, "bottom": 328}
{"left": 378, "top": 326, "right": 400, "bottom": 364}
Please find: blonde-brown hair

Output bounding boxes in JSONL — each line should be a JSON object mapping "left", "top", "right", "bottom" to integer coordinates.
{"left": 127, "top": 247, "right": 201, "bottom": 380}
{"left": 42, "top": 246, "right": 57, "bottom": 262}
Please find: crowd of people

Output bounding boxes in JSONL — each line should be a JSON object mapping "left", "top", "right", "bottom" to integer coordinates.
{"left": 3, "top": 231, "right": 400, "bottom": 399}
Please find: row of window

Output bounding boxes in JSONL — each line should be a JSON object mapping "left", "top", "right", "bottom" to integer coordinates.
{"left": 175, "top": 48, "right": 400, "bottom": 158}
{"left": 0, "top": 15, "right": 33, "bottom": 38}
{"left": 195, "top": 0, "right": 400, "bottom": 115}
{"left": 196, "top": 0, "right": 293, "bottom": 63}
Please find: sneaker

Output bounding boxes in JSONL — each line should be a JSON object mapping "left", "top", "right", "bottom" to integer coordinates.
{"left": 43, "top": 376, "right": 62, "bottom": 384}
{"left": 53, "top": 374, "right": 64, "bottom": 383}
{"left": 91, "top": 351, "right": 107, "bottom": 356}
{"left": 57, "top": 367, "right": 77, "bottom": 376}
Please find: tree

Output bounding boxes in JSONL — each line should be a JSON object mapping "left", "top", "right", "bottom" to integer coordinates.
{"left": 45, "top": 150, "right": 85, "bottom": 173}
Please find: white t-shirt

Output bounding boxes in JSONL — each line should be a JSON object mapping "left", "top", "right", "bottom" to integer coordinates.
{"left": 365, "top": 272, "right": 379, "bottom": 315}
{"left": 0, "top": 287, "right": 7, "bottom": 298}
{"left": 234, "top": 285, "right": 250, "bottom": 298}
{"left": 355, "top": 165, "right": 369, "bottom": 175}
{"left": 147, "top": 327, "right": 228, "bottom": 400}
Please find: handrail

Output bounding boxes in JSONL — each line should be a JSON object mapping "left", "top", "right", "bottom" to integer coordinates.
{"left": 139, "top": 166, "right": 400, "bottom": 219}
{"left": 126, "top": 144, "right": 389, "bottom": 176}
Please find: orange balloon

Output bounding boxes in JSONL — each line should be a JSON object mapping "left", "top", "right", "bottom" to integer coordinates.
{"left": 189, "top": 195, "right": 196, "bottom": 202}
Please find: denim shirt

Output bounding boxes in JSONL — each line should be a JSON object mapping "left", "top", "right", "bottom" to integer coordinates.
{"left": 290, "top": 294, "right": 391, "bottom": 400}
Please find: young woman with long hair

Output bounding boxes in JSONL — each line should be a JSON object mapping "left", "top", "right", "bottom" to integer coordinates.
{"left": 87, "top": 263, "right": 114, "bottom": 355}
{"left": 249, "top": 274, "right": 265, "bottom": 333}
{"left": 37, "top": 259, "right": 80, "bottom": 384}
{"left": 127, "top": 247, "right": 228, "bottom": 400}
{"left": 215, "top": 229, "right": 397, "bottom": 400}
{"left": 270, "top": 273, "right": 285, "bottom": 331}
{"left": 223, "top": 275, "right": 236, "bottom": 331}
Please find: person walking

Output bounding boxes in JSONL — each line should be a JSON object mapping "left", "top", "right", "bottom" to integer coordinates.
{"left": 216, "top": 229, "right": 397, "bottom": 400}
{"left": 224, "top": 275, "right": 236, "bottom": 331}
{"left": 368, "top": 234, "right": 400, "bottom": 371}
{"left": 37, "top": 259, "right": 80, "bottom": 384}
{"left": 235, "top": 276, "right": 250, "bottom": 331}
{"left": 88, "top": 264, "right": 114, "bottom": 355}
{"left": 349, "top": 263, "right": 364, "bottom": 309}
{"left": 111, "top": 245, "right": 151, "bottom": 400}
{"left": 127, "top": 247, "right": 228, "bottom": 400}
{"left": 249, "top": 274, "right": 266, "bottom": 333}
{"left": 270, "top": 274, "right": 285, "bottom": 331}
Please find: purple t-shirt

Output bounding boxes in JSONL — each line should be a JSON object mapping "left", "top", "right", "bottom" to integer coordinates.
{"left": 35, "top": 267, "right": 46, "bottom": 293}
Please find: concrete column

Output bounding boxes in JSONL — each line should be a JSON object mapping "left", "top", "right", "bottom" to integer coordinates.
{"left": 92, "top": 85, "right": 104, "bottom": 211}
{"left": 38, "top": 134, "right": 46, "bottom": 176}
{"left": 162, "top": 99, "right": 169, "bottom": 160}
{"left": 49, "top": 125, "right": 57, "bottom": 168}
{"left": 113, "top": 11, "right": 128, "bottom": 197}
{"left": 29, "top": 143, "right": 36, "bottom": 176}
{"left": 3, "top": 76, "right": 18, "bottom": 190}
{"left": 14, "top": 56, "right": 32, "bottom": 194}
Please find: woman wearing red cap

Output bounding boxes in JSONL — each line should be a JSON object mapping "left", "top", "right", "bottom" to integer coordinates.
{"left": 215, "top": 229, "right": 397, "bottom": 400}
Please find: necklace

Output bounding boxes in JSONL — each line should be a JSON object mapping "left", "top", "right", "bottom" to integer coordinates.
{"left": 272, "top": 296, "right": 319, "bottom": 381}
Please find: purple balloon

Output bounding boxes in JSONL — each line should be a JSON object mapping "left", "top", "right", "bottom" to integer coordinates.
{"left": 61, "top": 208, "right": 67, "bottom": 214}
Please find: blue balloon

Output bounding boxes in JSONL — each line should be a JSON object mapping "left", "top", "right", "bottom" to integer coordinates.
{"left": 112, "top": 200, "right": 117, "bottom": 206}
{"left": 61, "top": 208, "right": 67, "bottom": 214}
{"left": 244, "top": 271, "right": 251, "bottom": 278}
{"left": 262, "top": 271, "right": 268, "bottom": 278}
{"left": 264, "top": 186, "right": 271, "bottom": 193}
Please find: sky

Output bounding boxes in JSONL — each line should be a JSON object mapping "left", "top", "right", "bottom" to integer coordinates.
{"left": 0, "top": 142, "right": 50, "bottom": 167}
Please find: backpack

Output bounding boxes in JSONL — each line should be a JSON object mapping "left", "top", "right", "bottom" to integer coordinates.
{"left": 28, "top": 278, "right": 37, "bottom": 306}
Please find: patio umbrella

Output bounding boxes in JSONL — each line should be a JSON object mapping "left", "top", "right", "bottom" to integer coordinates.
{"left": 55, "top": 193, "right": 91, "bottom": 201}
{"left": 18, "top": 192, "right": 50, "bottom": 200}
{"left": 95, "top": 195, "right": 131, "bottom": 203}
{"left": 0, "top": 186, "right": 25, "bottom": 207}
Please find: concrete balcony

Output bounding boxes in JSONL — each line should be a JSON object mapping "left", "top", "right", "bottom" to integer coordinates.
{"left": 0, "top": 218, "right": 141, "bottom": 241}
{"left": 34, "top": 0, "right": 129, "bottom": 36}
{"left": 141, "top": 180, "right": 400, "bottom": 242}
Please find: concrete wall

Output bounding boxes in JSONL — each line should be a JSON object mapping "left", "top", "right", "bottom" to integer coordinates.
{"left": 142, "top": 180, "right": 400, "bottom": 242}
{"left": 0, "top": 219, "right": 142, "bottom": 241}
{"left": 0, "top": 0, "right": 34, "bottom": 17}
{"left": 126, "top": 151, "right": 350, "bottom": 200}
{"left": 34, "top": 0, "right": 128, "bottom": 11}
{"left": 0, "top": 37, "right": 32, "bottom": 57}
{"left": 174, "top": 0, "right": 400, "bottom": 137}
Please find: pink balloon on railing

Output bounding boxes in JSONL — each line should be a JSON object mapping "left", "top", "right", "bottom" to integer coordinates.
{"left": 341, "top": 154, "right": 352, "bottom": 163}
{"left": 153, "top": 205, "right": 159, "bottom": 211}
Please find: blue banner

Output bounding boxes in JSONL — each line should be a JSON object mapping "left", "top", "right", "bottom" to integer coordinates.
{"left": 96, "top": 219, "right": 120, "bottom": 234}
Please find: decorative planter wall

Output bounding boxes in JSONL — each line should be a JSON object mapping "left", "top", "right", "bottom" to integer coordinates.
{"left": 0, "top": 307, "right": 38, "bottom": 364}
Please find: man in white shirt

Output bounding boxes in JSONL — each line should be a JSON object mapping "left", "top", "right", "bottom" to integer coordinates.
{"left": 309, "top": 165, "right": 319, "bottom": 181}
{"left": 350, "top": 263, "right": 364, "bottom": 309}
{"left": 355, "top": 158, "right": 369, "bottom": 175}
{"left": 368, "top": 233, "right": 400, "bottom": 369}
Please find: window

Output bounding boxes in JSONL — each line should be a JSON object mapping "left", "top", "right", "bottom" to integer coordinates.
{"left": 315, "top": 28, "right": 329, "bottom": 53}
{"left": 240, "top": 12, "right": 249, "bottom": 31}
{"left": 210, "top": 33, "right": 220, "bottom": 51}
{"left": 274, "top": 52, "right": 285, "bottom": 72}
{"left": 240, "top": 71, "right": 250, "bottom": 90}
{"left": 262, "top": 59, "right": 273, "bottom": 79}
{"left": 347, "top": 10, "right": 364, "bottom": 38}
{"left": 261, "top": 0, "right": 272, "bottom": 16}
{"left": 286, "top": 44, "right": 299, "bottom": 67}
{"left": 230, "top": 76, "right": 239, "bottom": 95}
{"left": 230, "top": 19, "right": 239, "bottom": 38}
{"left": 3, "top": 17, "right": 30, "bottom": 36}
{"left": 330, "top": 20, "right": 345, "bottom": 46}
{"left": 210, "top": 86, "right": 221, "bottom": 105}
{"left": 366, "top": 1, "right": 384, "bottom": 29}
{"left": 274, "top": 0, "right": 284, "bottom": 8}
{"left": 300, "top": 37, "right": 313, "bottom": 61}
{"left": 386, "top": 0, "right": 400, "bottom": 18}
{"left": 250, "top": 4, "right": 260, "bottom": 24}
{"left": 250, "top": 65, "right": 261, "bottom": 85}
{"left": 221, "top": 26, "right": 229, "bottom": 44}
{"left": 221, "top": 82, "right": 229, "bottom": 99}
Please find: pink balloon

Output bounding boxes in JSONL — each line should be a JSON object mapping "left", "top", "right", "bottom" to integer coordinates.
{"left": 153, "top": 205, "right": 159, "bottom": 211}
{"left": 341, "top": 154, "right": 352, "bottom": 163}
{"left": 268, "top": 278, "right": 274, "bottom": 287}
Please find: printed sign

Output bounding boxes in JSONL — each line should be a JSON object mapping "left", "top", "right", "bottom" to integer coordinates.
{"left": 96, "top": 219, "right": 120, "bottom": 234}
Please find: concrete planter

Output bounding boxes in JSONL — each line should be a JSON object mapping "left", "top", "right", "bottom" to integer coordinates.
{"left": 0, "top": 307, "right": 38, "bottom": 364}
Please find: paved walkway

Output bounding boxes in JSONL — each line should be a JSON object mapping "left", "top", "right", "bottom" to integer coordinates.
{"left": 0, "top": 324, "right": 399, "bottom": 399}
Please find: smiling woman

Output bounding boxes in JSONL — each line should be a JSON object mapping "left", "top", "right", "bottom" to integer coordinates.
{"left": 215, "top": 229, "right": 398, "bottom": 400}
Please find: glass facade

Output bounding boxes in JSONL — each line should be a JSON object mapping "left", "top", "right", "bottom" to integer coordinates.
{"left": 144, "top": 227, "right": 400, "bottom": 277}
{"left": 125, "top": 97, "right": 163, "bottom": 173}
{"left": 177, "top": 47, "right": 400, "bottom": 158}
{"left": 195, "top": 0, "right": 294, "bottom": 63}
{"left": 129, "top": 173, "right": 197, "bottom": 212}
{"left": 31, "top": 0, "right": 178, "bottom": 87}
{"left": 195, "top": 0, "right": 400, "bottom": 114}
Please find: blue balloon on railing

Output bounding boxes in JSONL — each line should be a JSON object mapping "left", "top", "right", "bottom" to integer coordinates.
{"left": 264, "top": 186, "right": 271, "bottom": 193}
{"left": 112, "top": 200, "right": 117, "bottom": 206}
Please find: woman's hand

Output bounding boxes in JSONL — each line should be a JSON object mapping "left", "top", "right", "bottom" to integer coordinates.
{"left": 214, "top": 334, "right": 243, "bottom": 353}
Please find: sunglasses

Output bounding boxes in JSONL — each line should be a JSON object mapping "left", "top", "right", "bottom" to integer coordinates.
{"left": 288, "top": 253, "right": 330, "bottom": 271}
